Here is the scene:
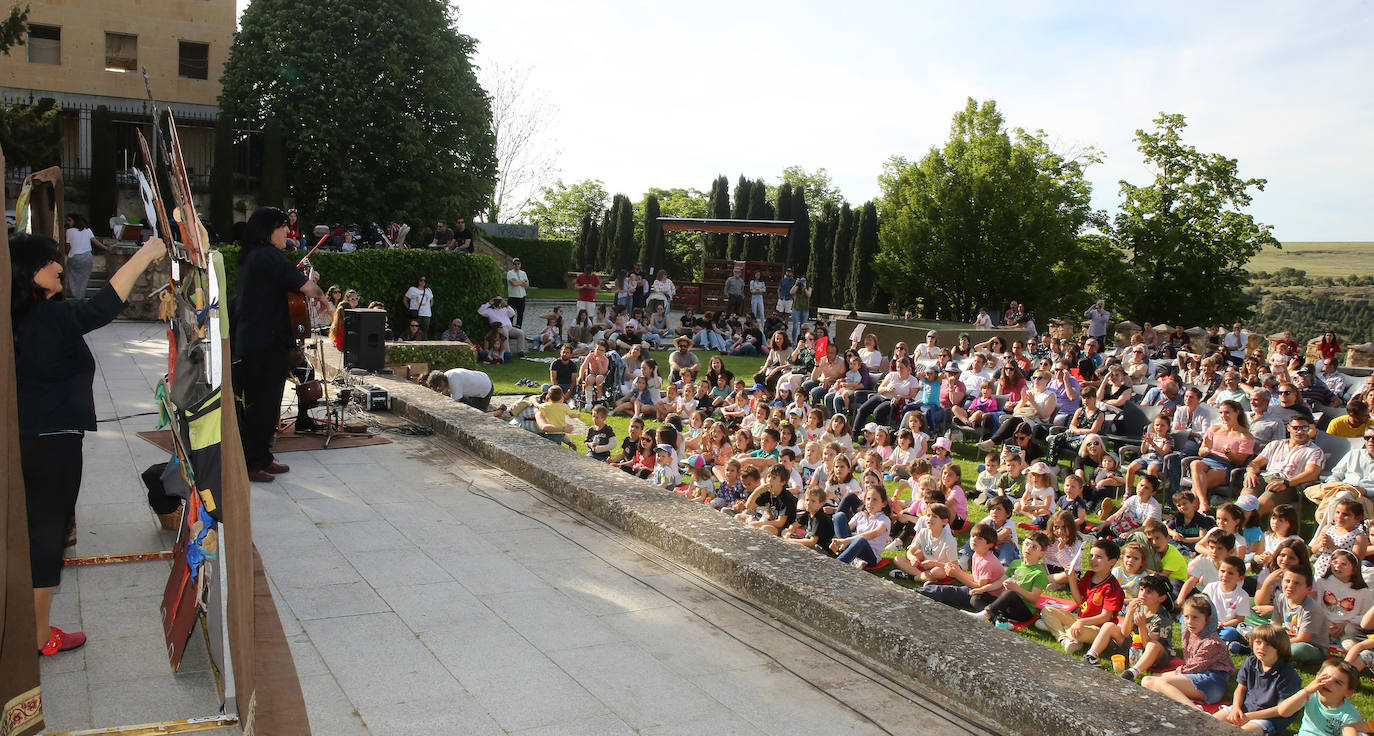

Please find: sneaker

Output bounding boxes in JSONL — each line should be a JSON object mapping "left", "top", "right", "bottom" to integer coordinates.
{"left": 1033, "top": 619, "right": 1049, "bottom": 632}
{"left": 1082, "top": 651, "right": 1100, "bottom": 667}
{"left": 890, "top": 570, "right": 914, "bottom": 581}
{"left": 884, "top": 538, "right": 906, "bottom": 551}
{"left": 963, "top": 609, "right": 989, "bottom": 620}
{"left": 976, "top": 439, "right": 995, "bottom": 452}
{"left": 39, "top": 626, "right": 86, "bottom": 656}
{"left": 1121, "top": 667, "right": 1138, "bottom": 681}
{"left": 1098, "top": 497, "right": 1115, "bottom": 518}
{"left": 1062, "top": 639, "right": 1084, "bottom": 656}
{"left": 850, "top": 558, "right": 869, "bottom": 570}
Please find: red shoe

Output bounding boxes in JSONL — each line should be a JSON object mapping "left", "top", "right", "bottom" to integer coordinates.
{"left": 39, "top": 626, "right": 86, "bottom": 656}
{"left": 265, "top": 462, "right": 291, "bottom": 474}
{"left": 248, "top": 470, "right": 276, "bottom": 483}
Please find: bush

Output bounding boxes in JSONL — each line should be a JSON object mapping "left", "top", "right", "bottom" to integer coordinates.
{"left": 215, "top": 247, "right": 503, "bottom": 340}
{"left": 487, "top": 236, "right": 573, "bottom": 288}
{"left": 384, "top": 342, "right": 476, "bottom": 371}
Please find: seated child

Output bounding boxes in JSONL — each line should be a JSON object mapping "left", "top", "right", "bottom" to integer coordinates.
{"left": 1039, "top": 473, "right": 1088, "bottom": 531}
{"left": 1272, "top": 564, "right": 1330, "bottom": 666}
{"left": 987, "top": 447, "right": 1026, "bottom": 505}
{"left": 915, "top": 524, "right": 1004, "bottom": 610}
{"left": 961, "top": 495, "right": 1019, "bottom": 567}
{"left": 891, "top": 503, "right": 959, "bottom": 583}
{"left": 974, "top": 452, "right": 999, "bottom": 503}
{"left": 1095, "top": 475, "right": 1162, "bottom": 540}
{"left": 649, "top": 443, "right": 681, "bottom": 489}
{"left": 584, "top": 406, "right": 617, "bottom": 461}
{"left": 788, "top": 486, "right": 835, "bottom": 554}
{"left": 1015, "top": 461, "right": 1057, "bottom": 519}
{"left": 1039, "top": 538, "right": 1125, "bottom": 655}
{"left": 1114, "top": 541, "right": 1150, "bottom": 602}
{"left": 938, "top": 464, "right": 968, "bottom": 530}
{"left": 711, "top": 461, "right": 754, "bottom": 512}
{"left": 1084, "top": 573, "right": 1174, "bottom": 678}
{"left": 681, "top": 454, "right": 715, "bottom": 503}
{"left": 828, "top": 483, "right": 892, "bottom": 569}
{"left": 738, "top": 465, "right": 798, "bottom": 536}
{"left": 1166, "top": 490, "right": 1216, "bottom": 557}
{"left": 1314, "top": 550, "right": 1374, "bottom": 653}
{"left": 1270, "top": 659, "right": 1364, "bottom": 736}
{"left": 1176, "top": 529, "right": 1233, "bottom": 606}
{"left": 1208, "top": 555, "right": 1254, "bottom": 654}
{"left": 1214, "top": 624, "right": 1303, "bottom": 735}
{"left": 1124, "top": 414, "right": 1173, "bottom": 492}
{"left": 970, "top": 531, "right": 1051, "bottom": 625}
{"left": 1141, "top": 595, "right": 1236, "bottom": 704}
{"left": 1311, "top": 497, "right": 1370, "bottom": 580}
{"left": 1251, "top": 503, "right": 1302, "bottom": 583}
{"left": 1044, "top": 510, "right": 1085, "bottom": 587}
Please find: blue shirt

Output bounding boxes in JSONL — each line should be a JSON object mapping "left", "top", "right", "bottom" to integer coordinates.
{"left": 1237, "top": 656, "right": 1300, "bottom": 732}
{"left": 779, "top": 275, "right": 797, "bottom": 299}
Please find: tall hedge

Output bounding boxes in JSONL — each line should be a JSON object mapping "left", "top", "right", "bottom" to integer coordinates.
{"left": 487, "top": 236, "right": 573, "bottom": 288}
{"left": 89, "top": 106, "right": 118, "bottom": 234}
{"left": 215, "top": 247, "right": 502, "bottom": 338}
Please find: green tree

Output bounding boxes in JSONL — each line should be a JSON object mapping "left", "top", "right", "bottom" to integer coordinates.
{"left": 258, "top": 116, "right": 285, "bottom": 207}
{"left": 875, "top": 98, "right": 1104, "bottom": 321}
{"left": 744, "top": 180, "right": 773, "bottom": 261}
{"left": 528, "top": 178, "right": 609, "bottom": 240}
{"left": 575, "top": 212, "right": 593, "bottom": 268}
{"left": 788, "top": 186, "right": 811, "bottom": 271}
{"left": 830, "top": 203, "right": 854, "bottom": 308}
{"left": 769, "top": 181, "right": 792, "bottom": 262}
{"left": 597, "top": 208, "right": 613, "bottom": 271}
{"left": 0, "top": 97, "right": 59, "bottom": 171}
{"left": 218, "top": 0, "right": 496, "bottom": 226}
{"left": 806, "top": 202, "right": 836, "bottom": 306}
{"left": 703, "top": 175, "right": 730, "bottom": 259}
{"left": 609, "top": 193, "right": 636, "bottom": 274}
{"left": 850, "top": 201, "right": 881, "bottom": 312}
{"left": 643, "top": 186, "right": 707, "bottom": 279}
{"left": 89, "top": 106, "right": 117, "bottom": 235}
{"left": 1111, "top": 113, "right": 1277, "bottom": 325}
{"left": 728, "top": 175, "right": 752, "bottom": 260}
{"left": 0, "top": 3, "right": 28, "bottom": 55}
{"left": 639, "top": 193, "right": 659, "bottom": 270}
{"left": 777, "top": 164, "right": 845, "bottom": 214}
{"left": 209, "top": 111, "right": 235, "bottom": 237}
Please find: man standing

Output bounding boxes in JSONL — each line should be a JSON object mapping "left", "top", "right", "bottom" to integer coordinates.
{"left": 429, "top": 219, "right": 454, "bottom": 250}
{"left": 1083, "top": 299, "right": 1110, "bottom": 343}
{"left": 478, "top": 297, "right": 527, "bottom": 355}
{"left": 790, "top": 276, "right": 812, "bottom": 343}
{"left": 505, "top": 258, "right": 529, "bottom": 328}
{"left": 574, "top": 264, "right": 601, "bottom": 319}
{"left": 724, "top": 266, "right": 746, "bottom": 316}
{"left": 777, "top": 267, "right": 796, "bottom": 317}
{"left": 453, "top": 217, "right": 474, "bottom": 253}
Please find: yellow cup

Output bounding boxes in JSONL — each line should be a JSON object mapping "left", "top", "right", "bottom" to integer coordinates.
{"left": 1111, "top": 654, "right": 1126, "bottom": 673}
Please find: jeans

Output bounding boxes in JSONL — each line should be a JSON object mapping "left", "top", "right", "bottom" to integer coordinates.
{"left": 751, "top": 294, "right": 765, "bottom": 323}
{"left": 694, "top": 331, "right": 726, "bottom": 350}
{"left": 916, "top": 585, "right": 996, "bottom": 610}
{"left": 984, "top": 589, "right": 1036, "bottom": 622}
{"left": 791, "top": 308, "right": 809, "bottom": 341}
{"left": 728, "top": 343, "right": 759, "bottom": 356}
{"left": 836, "top": 537, "right": 878, "bottom": 566}
{"left": 1218, "top": 626, "right": 1248, "bottom": 654}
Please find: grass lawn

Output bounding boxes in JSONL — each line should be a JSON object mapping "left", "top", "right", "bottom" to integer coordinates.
{"left": 1250, "top": 241, "right": 1374, "bottom": 279}
{"left": 525, "top": 287, "right": 612, "bottom": 301}
{"left": 469, "top": 350, "right": 1373, "bottom": 717}
{"left": 479, "top": 349, "right": 763, "bottom": 397}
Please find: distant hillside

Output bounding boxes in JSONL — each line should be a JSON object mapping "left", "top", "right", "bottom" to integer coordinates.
{"left": 1249, "top": 242, "right": 1374, "bottom": 279}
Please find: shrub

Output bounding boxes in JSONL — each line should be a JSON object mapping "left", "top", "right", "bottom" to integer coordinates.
{"left": 215, "top": 247, "right": 503, "bottom": 339}
{"left": 384, "top": 341, "right": 476, "bottom": 371}
{"left": 487, "top": 236, "right": 573, "bottom": 288}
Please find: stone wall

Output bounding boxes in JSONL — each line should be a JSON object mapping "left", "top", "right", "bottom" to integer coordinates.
{"left": 106, "top": 244, "right": 167, "bottom": 320}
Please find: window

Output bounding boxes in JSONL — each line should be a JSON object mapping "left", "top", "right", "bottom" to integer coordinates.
{"left": 105, "top": 32, "right": 137, "bottom": 72}
{"left": 27, "top": 25, "right": 60, "bottom": 65}
{"left": 178, "top": 41, "right": 209, "bottom": 80}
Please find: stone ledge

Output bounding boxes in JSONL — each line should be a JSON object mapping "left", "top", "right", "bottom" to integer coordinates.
{"left": 329, "top": 363, "right": 1239, "bottom": 736}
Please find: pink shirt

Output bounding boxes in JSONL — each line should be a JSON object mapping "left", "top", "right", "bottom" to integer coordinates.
{"left": 971, "top": 550, "right": 1005, "bottom": 587}
{"left": 1259, "top": 440, "right": 1324, "bottom": 480}
{"left": 945, "top": 484, "right": 968, "bottom": 521}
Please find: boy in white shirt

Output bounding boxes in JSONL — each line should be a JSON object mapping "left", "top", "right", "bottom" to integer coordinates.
{"left": 891, "top": 504, "right": 959, "bottom": 583}
{"left": 1205, "top": 554, "right": 1252, "bottom": 654}
{"left": 1176, "top": 529, "right": 1233, "bottom": 606}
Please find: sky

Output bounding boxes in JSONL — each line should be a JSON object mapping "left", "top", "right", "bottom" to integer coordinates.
{"left": 236, "top": 1, "right": 1373, "bottom": 241}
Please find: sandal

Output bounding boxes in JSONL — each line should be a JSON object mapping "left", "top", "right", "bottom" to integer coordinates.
{"left": 39, "top": 626, "right": 86, "bottom": 656}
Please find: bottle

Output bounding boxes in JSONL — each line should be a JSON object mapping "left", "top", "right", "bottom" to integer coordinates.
{"left": 1128, "top": 634, "right": 1143, "bottom": 666}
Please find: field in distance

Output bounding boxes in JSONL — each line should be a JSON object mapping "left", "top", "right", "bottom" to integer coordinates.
{"left": 1250, "top": 242, "right": 1374, "bottom": 278}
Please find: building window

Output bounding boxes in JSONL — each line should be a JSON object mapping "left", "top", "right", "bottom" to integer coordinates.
{"left": 105, "top": 32, "right": 137, "bottom": 72}
{"left": 27, "top": 25, "right": 60, "bottom": 65}
{"left": 178, "top": 41, "right": 209, "bottom": 80}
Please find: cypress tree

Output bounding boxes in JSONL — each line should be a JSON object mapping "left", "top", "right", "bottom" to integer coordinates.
{"left": 789, "top": 187, "right": 811, "bottom": 271}
{"left": 575, "top": 212, "right": 593, "bottom": 268}
{"left": 769, "top": 181, "right": 792, "bottom": 263}
{"left": 831, "top": 203, "right": 854, "bottom": 308}
{"left": 704, "top": 175, "right": 730, "bottom": 259}
{"left": 209, "top": 111, "right": 236, "bottom": 238}
{"left": 640, "top": 193, "right": 660, "bottom": 270}
{"left": 89, "top": 106, "right": 118, "bottom": 235}
{"left": 728, "top": 175, "right": 751, "bottom": 260}
{"left": 850, "top": 201, "right": 881, "bottom": 312}
{"left": 807, "top": 202, "right": 836, "bottom": 307}
{"left": 259, "top": 116, "right": 285, "bottom": 207}
{"left": 612, "top": 193, "right": 636, "bottom": 274}
{"left": 597, "top": 208, "right": 614, "bottom": 272}
{"left": 744, "top": 181, "right": 772, "bottom": 261}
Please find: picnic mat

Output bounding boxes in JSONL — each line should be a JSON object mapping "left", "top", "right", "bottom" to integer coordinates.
{"left": 137, "top": 423, "right": 390, "bottom": 455}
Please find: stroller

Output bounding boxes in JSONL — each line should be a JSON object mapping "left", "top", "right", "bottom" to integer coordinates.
{"left": 573, "top": 349, "right": 628, "bottom": 410}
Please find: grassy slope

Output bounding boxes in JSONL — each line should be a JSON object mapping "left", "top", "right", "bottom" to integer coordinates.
{"left": 1249, "top": 242, "right": 1374, "bottom": 278}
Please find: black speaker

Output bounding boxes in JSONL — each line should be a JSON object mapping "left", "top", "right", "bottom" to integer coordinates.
{"left": 343, "top": 308, "right": 386, "bottom": 371}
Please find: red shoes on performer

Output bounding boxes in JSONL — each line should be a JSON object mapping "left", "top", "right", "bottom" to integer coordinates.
{"left": 266, "top": 462, "right": 290, "bottom": 474}
{"left": 249, "top": 462, "right": 290, "bottom": 483}
{"left": 39, "top": 626, "right": 86, "bottom": 656}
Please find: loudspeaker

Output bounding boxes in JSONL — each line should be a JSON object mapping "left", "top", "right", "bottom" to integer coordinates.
{"left": 343, "top": 308, "right": 386, "bottom": 371}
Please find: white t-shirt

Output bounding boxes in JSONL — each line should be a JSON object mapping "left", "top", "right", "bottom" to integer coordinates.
{"left": 66, "top": 227, "right": 96, "bottom": 256}
{"left": 1118, "top": 495, "right": 1163, "bottom": 527}
{"left": 883, "top": 374, "right": 921, "bottom": 399}
{"left": 405, "top": 286, "right": 434, "bottom": 317}
{"left": 910, "top": 525, "right": 958, "bottom": 564}
{"left": 506, "top": 269, "right": 528, "bottom": 299}
{"left": 1203, "top": 581, "right": 1251, "bottom": 625}
{"left": 959, "top": 369, "right": 993, "bottom": 394}
{"left": 443, "top": 368, "right": 492, "bottom": 400}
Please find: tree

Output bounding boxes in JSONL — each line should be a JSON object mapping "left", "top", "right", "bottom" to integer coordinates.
{"left": 0, "top": 3, "right": 28, "bottom": 55}
{"left": 770, "top": 181, "right": 792, "bottom": 263}
{"left": 744, "top": 180, "right": 772, "bottom": 261}
{"left": 645, "top": 186, "right": 707, "bottom": 279}
{"left": 258, "top": 116, "right": 284, "bottom": 208}
{"left": 639, "top": 193, "right": 659, "bottom": 270}
{"left": 89, "top": 106, "right": 117, "bottom": 235}
{"left": 218, "top": 0, "right": 496, "bottom": 227}
{"left": 0, "top": 97, "right": 59, "bottom": 171}
{"left": 209, "top": 111, "right": 235, "bottom": 237}
{"left": 528, "top": 178, "right": 609, "bottom": 241}
{"left": 575, "top": 212, "right": 593, "bottom": 268}
{"left": 597, "top": 208, "right": 613, "bottom": 272}
{"left": 789, "top": 186, "right": 811, "bottom": 271}
{"left": 830, "top": 203, "right": 854, "bottom": 308}
{"left": 777, "top": 165, "right": 845, "bottom": 214}
{"left": 728, "top": 175, "right": 752, "bottom": 260}
{"left": 1111, "top": 113, "right": 1277, "bottom": 325}
{"left": 480, "top": 62, "right": 559, "bottom": 222}
{"left": 609, "top": 193, "right": 635, "bottom": 274}
{"left": 875, "top": 98, "right": 1105, "bottom": 321}
{"left": 806, "top": 202, "right": 836, "bottom": 306}
{"left": 850, "top": 201, "right": 881, "bottom": 312}
{"left": 703, "top": 175, "right": 730, "bottom": 259}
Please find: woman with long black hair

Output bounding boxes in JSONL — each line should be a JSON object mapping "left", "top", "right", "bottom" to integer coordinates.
{"left": 12, "top": 231, "right": 166, "bottom": 655}
{"left": 232, "top": 207, "right": 327, "bottom": 482}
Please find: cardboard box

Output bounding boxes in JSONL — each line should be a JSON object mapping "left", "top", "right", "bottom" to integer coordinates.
{"left": 385, "top": 362, "right": 429, "bottom": 381}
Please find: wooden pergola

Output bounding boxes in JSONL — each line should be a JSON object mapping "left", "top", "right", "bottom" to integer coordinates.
{"left": 650, "top": 217, "right": 799, "bottom": 272}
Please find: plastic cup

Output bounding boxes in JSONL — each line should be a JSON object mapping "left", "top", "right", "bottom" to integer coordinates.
{"left": 1111, "top": 654, "right": 1126, "bottom": 673}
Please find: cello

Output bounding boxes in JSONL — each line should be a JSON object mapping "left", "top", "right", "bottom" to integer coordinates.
{"left": 287, "top": 233, "right": 332, "bottom": 341}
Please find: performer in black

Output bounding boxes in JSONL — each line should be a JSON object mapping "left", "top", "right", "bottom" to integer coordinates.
{"left": 11, "top": 232, "right": 166, "bottom": 655}
{"left": 232, "top": 208, "right": 326, "bottom": 483}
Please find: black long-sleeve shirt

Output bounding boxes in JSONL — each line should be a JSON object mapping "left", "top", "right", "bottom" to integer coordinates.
{"left": 15, "top": 284, "right": 125, "bottom": 436}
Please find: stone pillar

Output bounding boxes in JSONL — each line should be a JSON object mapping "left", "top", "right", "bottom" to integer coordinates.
{"left": 1348, "top": 343, "right": 1374, "bottom": 369}
{"left": 1113, "top": 320, "right": 1141, "bottom": 348}
{"left": 1185, "top": 327, "right": 1208, "bottom": 354}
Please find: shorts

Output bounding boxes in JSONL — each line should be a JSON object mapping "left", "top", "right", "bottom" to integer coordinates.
{"left": 1200, "top": 455, "right": 1234, "bottom": 472}
{"left": 1215, "top": 707, "right": 1289, "bottom": 736}
{"left": 1137, "top": 452, "right": 1163, "bottom": 465}
{"left": 1184, "top": 669, "right": 1229, "bottom": 704}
